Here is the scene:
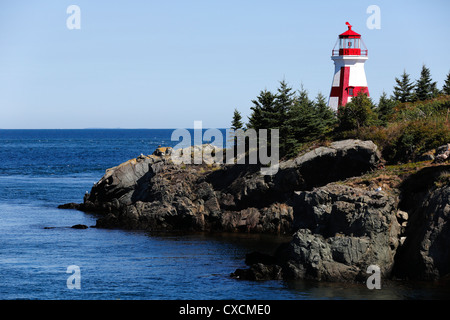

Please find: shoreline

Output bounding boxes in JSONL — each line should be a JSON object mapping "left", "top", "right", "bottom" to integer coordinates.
{"left": 58, "top": 139, "right": 450, "bottom": 284}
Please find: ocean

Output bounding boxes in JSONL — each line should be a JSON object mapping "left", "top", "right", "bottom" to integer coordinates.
{"left": 0, "top": 129, "right": 449, "bottom": 300}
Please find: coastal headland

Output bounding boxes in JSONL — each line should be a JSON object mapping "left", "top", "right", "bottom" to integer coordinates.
{"left": 59, "top": 139, "right": 450, "bottom": 283}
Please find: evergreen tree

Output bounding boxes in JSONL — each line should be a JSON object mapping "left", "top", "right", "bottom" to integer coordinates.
{"left": 274, "top": 80, "right": 296, "bottom": 120}
{"left": 231, "top": 108, "right": 243, "bottom": 130}
{"left": 442, "top": 71, "right": 450, "bottom": 95}
{"left": 274, "top": 80, "right": 296, "bottom": 155}
{"left": 392, "top": 70, "right": 414, "bottom": 103}
{"left": 377, "top": 91, "right": 397, "bottom": 125}
{"left": 284, "top": 87, "right": 322, "bottom": 156}
{"left": 338, "top": 92, "right": 377, "bottom": 131}
{"left": 229, "top": 108, "right": 244, "bottom": 157}
{"left": 246, "top": 89, "right": 278, "bottom": 159}
{"left": 247, "top": 89, "right": 277, "bottom": 130}
{"left": 415, "top": 64, "right": 437, "bottom": 101}
{"left": 314, "top": 92, "right": 336, "bottom": 134}
{"left": 247, "top": 81, "right": 297, "bottom": 157}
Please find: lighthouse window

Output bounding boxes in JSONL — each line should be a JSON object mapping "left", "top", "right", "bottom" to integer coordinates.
{"left": 349, "top": 88, "right": 354, "bottom": 96}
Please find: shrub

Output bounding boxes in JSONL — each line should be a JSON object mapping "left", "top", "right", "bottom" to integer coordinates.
{"left": 383, "top": 118, "right": 450, "bottom": 163}
{"left": 337, "top": 92, "right": 378, "bottom": 131}
{"left": 392, "top": 95, "right": 450, "bottom": 122}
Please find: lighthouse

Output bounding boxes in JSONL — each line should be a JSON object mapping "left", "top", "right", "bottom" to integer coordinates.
{"left": 328, "top": 22, "right": 369, "bottom": 110}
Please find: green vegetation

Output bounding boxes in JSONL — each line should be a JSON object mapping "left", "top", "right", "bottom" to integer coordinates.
{"left": 393, "top": 70, "right": 415, "bottom": 103}
{"left": 336, "top": 92, "right": 377, "bottom": 131}
{"left": 442, "top": 71, "right": 450, "bottom": 95}
{"left": 243, "top": 81, "right": 336, "bottom": 158}
{"left": 231, "top": 108, "right": 243, "bottom": 130}
{"left": 231, "top": 64, "right": 450, "bottom": 164}
{"left": 415, "top": 64, "right": 439, "bottom": 101}
{"left": 334, "top": 95, "right": 450, "bottom": 164}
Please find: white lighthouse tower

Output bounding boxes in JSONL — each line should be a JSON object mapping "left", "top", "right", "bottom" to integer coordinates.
{"left": 328, "top": 22, "right": 369, "bottom": 110}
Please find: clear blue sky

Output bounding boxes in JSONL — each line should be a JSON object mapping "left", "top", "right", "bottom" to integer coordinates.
{"left": 0, "top": 0, "right": 449, "bottom": 129}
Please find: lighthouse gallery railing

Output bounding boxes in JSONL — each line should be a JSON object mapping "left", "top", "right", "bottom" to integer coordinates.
{"left": 332, "top": 49, "right": 368, "bottom": 56}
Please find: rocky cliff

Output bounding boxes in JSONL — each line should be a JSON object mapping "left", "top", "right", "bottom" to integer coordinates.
{"left": 60, "top": 139, "right": 381, "bottom": 233}
{"left": 59, "top": 139, "right": 450, "bottom": 282}
{"left": 392, "top": 166, "right": 450, "bottom": 280}
{"left": 232, "top": 183, "right": 401, "bottom": 281}
{"left": 233, "top": 165, "right": 450, "bottom": 282}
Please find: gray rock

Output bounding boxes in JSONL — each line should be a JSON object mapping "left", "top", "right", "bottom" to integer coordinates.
{"left": 291, "top": 139, "right": 381, "bottom": 189}
{"left": 58, "top": 139, "right": 450, "bottom": 282}
{"left": 234, "top": 183, "right": 401, "bottom": 283}
{"left": 61, "top": 139, "right": 381, "bottom": 235}
{"left": 394, "top": 183, "right": 450, "bottom": 280}
{"left": 281, "top": 183, "right": 400, "bottom": 282}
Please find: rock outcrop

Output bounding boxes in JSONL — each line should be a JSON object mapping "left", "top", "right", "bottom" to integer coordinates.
{"left": 393, "top": 165, "right": 450, "bottom": 280}
{"left": 58, "top": 139, "right": 450, "bottom": 282}
{"left": 60, "top": 139, "right": 381, "bottom": 235}
{"left": 233, "top": 183, "right": 401, "bottom": 282}
{"left": 233, "top": 165, "right": 450, "bottom": 282}
{"left": 287, "top": 184, "right": 401, "bottom": 280}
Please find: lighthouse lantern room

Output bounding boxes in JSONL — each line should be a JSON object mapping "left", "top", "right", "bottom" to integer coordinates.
{"left": 328, "top": 22, "right": 369, "bottom": 110}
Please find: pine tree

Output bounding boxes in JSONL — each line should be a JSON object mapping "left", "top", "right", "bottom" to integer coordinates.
{"left": 314, "top": 92, "right": 336, "bottom": 134}
{"left": 284, "top": 87, "right": 322, "bottom": 156}
{"left": 231, "top": 108, "right": 243, "bottom": 130}
{"left": 415, "top": 64, "right": 437, "bottom": 101}
{"left": 274, "top": 80, "right": 296, "bottom": 121}
{"left": 442, "top": 71, "right": 450, "bottom": 95}
{"left": 274, "top": 80, "right": 296, "bottom": 155}
{"left": 377, "top": 91, "right": 397, "bottom": 125}
{"left": 392, "top": 70, "right": 414, "bottom": 103}
{"left": 229, "top": 108, "right": 244, "bottom": 155}
{"left": 247, "top": 82, "right": 297, "bottom": 157}
{"left": 247, "top": 89, "right": 277, "bottom": 130}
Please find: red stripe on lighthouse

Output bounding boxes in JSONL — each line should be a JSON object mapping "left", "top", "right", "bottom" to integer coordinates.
{"left": 329, "top": 67, "right": 351, "bottom": 107}
{"left": 339, "top": 66, "right": 350, "bottom": 106}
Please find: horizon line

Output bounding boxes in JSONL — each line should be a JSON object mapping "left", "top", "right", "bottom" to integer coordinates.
{"left": 0, "top": 127, "right": 230, "bottom": 130}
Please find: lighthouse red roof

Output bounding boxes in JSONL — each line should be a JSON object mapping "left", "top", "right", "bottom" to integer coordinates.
{"left": 339, "top": 22, "right": 361, "bottom": 38}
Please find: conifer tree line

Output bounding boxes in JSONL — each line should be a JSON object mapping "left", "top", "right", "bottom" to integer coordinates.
{"left": 230, "top": 65, "right": 450, "bottom": 158}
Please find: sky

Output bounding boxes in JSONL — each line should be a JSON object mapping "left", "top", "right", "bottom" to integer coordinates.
{"left": 0, "top": 0, "right": 449, "bottom": 129}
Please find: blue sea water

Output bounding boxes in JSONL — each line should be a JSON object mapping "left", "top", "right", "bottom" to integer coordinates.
{"left": 0, "top": 129, "right": 449, "bottom": 300}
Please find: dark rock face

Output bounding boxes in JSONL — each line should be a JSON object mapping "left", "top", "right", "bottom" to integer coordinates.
{"left": 71, "top": 224, "right": 89, "bottom": 229}
{"left": 58, "top": 139, "right": 450, "bottom": 282}
{"left": 283, "top": 184, "right": 401, "bottom": 281}
{"left": 290, "top": 139, "right": 382, "bottom": 190}
{"left": 61, "top": 139, "right": 381, "bottom": 235}
{"left": 393, "top": 166, "right": 450, "bottom": 280}
{"left": 232, "top": 263, "right": 283, "bottom": 281}
{"left": 234, "top": 165, "right": 450, "bottom": 282}
{"left": 234, "top": 184, "right": 401, "bottom": 282}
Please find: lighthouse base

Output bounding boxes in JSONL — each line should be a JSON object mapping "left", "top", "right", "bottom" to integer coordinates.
{"left": 328, "top": 56, "right": 369, "bottom": 110}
